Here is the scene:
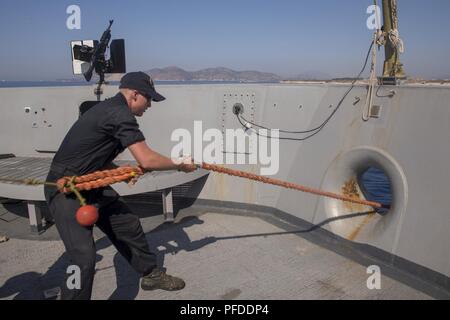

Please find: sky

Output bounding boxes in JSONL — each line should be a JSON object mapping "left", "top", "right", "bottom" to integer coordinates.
{"left": 0, "top": 0, "right": 449, "bottom": 81}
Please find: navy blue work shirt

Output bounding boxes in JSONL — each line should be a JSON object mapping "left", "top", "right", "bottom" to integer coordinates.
{"left": 50, "top": 92, "right": 145, "bottom": 176}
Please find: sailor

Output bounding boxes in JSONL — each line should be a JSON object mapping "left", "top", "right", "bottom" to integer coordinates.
{"left": 44, "top": 71, "right": 197, "bottom": 300}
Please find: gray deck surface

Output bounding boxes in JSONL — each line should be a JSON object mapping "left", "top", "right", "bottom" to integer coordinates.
{"left": 0, "top": 201, "right": 432, "bottom": 300}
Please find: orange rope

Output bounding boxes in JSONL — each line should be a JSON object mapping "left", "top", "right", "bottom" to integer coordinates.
{"left": 57, "top": 166, "right": 144, "bottom": 193}
{"left": 199, "top": 163, "right": 388, "bottom": 209}
{"left": 56, "top": 162, "right": 387, "bottom": 210}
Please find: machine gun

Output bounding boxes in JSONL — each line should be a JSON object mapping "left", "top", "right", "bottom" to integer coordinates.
{"left": 83, "top": 20, "right": 114, "bottom": 83}
{"left": 71, "top": 20, "right": 126, "bottom": 100}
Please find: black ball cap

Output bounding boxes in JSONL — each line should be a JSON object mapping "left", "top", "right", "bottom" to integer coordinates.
{"left": 119, "top": 72, "right": 165, "bottom": 102}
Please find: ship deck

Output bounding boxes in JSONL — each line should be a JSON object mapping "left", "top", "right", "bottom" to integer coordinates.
{"left": 0, "top": 196, "right": 446, "bottom": 300}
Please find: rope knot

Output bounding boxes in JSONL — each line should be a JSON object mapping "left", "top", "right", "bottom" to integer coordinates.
{"left": 388, "top": 29, "right": 404, "bottom": 53}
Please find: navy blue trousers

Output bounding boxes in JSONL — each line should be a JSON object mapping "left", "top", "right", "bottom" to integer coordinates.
{"left": 44, "top": 171, "right": 157, "bottom": 300}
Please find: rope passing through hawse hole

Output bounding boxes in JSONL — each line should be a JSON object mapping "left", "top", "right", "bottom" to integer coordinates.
{"left": 197, "top": 163, "right": 389, "bottom": 209}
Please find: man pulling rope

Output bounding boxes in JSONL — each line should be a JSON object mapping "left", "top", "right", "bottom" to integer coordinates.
{"left": 43, "top": 72, "right": 197, "bottom": 300}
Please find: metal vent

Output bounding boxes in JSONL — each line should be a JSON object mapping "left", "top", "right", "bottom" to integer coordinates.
{"left": 370, "top": 105, "right": 382, "bottom": 118}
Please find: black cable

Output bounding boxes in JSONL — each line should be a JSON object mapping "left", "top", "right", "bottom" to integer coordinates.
{"left": 238, "top": 113, "right": 329, "bottom": 141}
{"left": 237, "top": 114, "right": 317, "bottom": 141}
{"left": 236, "top": 41, "right": 374, "bottom": 140}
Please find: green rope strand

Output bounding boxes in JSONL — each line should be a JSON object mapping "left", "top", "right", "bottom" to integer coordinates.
{"left": 0, "top": 176, "right": 86, "bottom": 207}
{"left": 67, "top": 177, "right": 86, "bottom": 206}
{"left": 0, "top": 177, "right": 58, "bottom": 187}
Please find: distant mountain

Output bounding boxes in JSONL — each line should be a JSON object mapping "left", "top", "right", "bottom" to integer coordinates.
{"left": 147, "top": 66, "right": 282, "bottom": 82}
{"left": 104, "top": 67, "right": 343, "bottom": 82}
{"left": 107, "top": 66, "right": 281, "bottom": 82}
{"left": 147, "top": 66, "right": 193, "bottom": 81}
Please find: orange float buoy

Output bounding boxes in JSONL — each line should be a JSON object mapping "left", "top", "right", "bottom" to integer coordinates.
{"left": 76, "top": 205, "right": 99, "bottom": 227}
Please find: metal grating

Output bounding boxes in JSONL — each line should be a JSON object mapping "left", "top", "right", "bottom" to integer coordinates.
{"left": 0, "top": 157, "right": 143, "bottom": 183}
{"left": 0, "top": 157, "right": 52, "bottom": 182}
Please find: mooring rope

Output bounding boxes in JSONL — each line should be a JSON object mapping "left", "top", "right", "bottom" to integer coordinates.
{"left": 55, "top": 166, "right": 144, "bottom": 193}
{"left": 198, "top": 163, "right": 388, "bottom": 209}
{"left": 0, "top": 163, "right": 387, "bottom": 209}
{"left": 0, "top": 166, "right": 144, "bottom": 218}
{"left": 0, "top": 166, "right": 143, "bottom": 193}
{"left": 0, "top": 177, "right": 58, "bottom": 187}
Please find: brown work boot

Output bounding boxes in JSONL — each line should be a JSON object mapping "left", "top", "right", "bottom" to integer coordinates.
{"left": 141, "top": 268, "right": 185, "bottom": 291}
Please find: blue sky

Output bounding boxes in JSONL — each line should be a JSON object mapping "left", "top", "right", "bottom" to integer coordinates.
{"left": 0, "top": 0, "right": 449, "bottom": 80}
